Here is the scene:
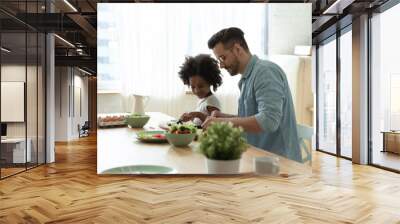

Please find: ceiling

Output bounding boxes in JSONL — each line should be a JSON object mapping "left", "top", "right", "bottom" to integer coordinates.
{"left": 0, "top": 0, "right": 392, "bottom": 74}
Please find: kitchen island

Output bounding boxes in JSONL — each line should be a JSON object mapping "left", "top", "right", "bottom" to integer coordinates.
{"left": 97, "top": 112, "right": 309, "bottom": 175}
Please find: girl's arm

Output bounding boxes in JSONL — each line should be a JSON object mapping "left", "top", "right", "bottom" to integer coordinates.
{"left": 206, "top": 106, "right": 220, "bottom": 115}
{"left": 187, "top": 111, "right": 208, "bottom": 122}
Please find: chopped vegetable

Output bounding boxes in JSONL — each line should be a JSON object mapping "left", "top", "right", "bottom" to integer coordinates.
{"left": 168, "top": 123, "right": 197, "bottom": 134}
{"left": 152, "top": 134, "right": 165, "bottom": 139}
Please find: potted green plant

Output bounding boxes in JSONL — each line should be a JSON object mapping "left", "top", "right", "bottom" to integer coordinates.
{"left": 199, "top": 122, "right": 248, "bottom": 174}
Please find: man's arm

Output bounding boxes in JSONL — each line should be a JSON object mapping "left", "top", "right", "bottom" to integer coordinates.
{"left": 252, "top": 66, "right": 285, "bottom": 133}
{"left": 210, "top": 110, "right": 237, "bottom": 118}
{"left": 203, "top": 66, "right": 286, "bottom": 133}
{"left": 202, "top": 116, "right": 262, "bottom": 133}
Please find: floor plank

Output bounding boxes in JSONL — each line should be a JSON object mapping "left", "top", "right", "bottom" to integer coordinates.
{"left": 0, "top": 135, "right": 399, "bottom": 223}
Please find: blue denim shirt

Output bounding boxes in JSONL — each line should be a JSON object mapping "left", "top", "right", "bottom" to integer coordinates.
{"left": 238, "top": 55, "right": 301, "bottom": 162}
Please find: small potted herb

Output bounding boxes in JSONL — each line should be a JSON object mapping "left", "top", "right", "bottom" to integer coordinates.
{"left": 199, "top": 122, "right": 248, "bottom": 174}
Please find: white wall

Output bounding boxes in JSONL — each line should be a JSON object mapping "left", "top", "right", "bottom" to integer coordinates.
{"left": 55, "top": 67, "right": 69, "bottom": 141}
{"left": 1, "top": 65, "right": 38, "bottom": 137}
{"left": 1, "top": 64, "right": 46, "bottom": 164}
{"left": 97, "top": 93, "right": 126, "bottom": 114}
{"left": 55, "top": 67, "right": 89, "bottom": 141}
{"left": 97, "top": 90, "right": 240, "bottom": 120}
{"left": 267, "top": 4, "right": 312, "bottom": 55}
{"left": 72, "top": 74, "right": 89, "bottom": 138}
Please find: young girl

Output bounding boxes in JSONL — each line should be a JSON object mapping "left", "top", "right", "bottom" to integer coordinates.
{"left": 178, "top": 54, "right": 223, "bottom": 126}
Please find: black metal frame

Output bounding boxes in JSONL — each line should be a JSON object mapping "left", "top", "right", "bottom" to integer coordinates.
{"left": 316, "top": 0, "right": 400, "bottom": 171}
{"left": 0, "top": 23, "right": 2, "bottom": 179}
{"left": 336, "top": 27, "right": 341, "bottom": 158}
{"left": 367, "top": 10, "right": 373, "bottom": 166}
{"left": 0, "top": 0, "right": 47, "bottom": 180}
{"left": 315, "top": 23, "right": 353, "bottom": 162}
{"left": 367, "top": 1, "right": 400, "bottom": 172}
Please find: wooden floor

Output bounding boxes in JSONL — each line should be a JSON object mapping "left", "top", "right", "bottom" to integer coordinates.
{"left": 372, "top": 150, "right": 400, "bottom": 171}
{"left": 1, "top": 135, "right": 400, "bottom": 223}
{"left": 1, "top": 167, "right": 26, "bottom": 178}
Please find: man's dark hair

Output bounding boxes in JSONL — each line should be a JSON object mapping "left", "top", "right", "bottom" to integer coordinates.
{"left": 207, "top": 27, "right": 249, "bottom": 51}
{"left": 178, "top": 54, "right": 222, "bottom": 92}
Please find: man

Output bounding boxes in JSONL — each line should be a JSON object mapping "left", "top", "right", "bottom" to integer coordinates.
{"left": 203, "top": 27, "right": 301, "bottom": 162}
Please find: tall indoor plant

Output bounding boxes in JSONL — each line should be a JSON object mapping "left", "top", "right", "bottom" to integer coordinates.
{"left": 199, "top": 122, "right": 248, "bottom": 174}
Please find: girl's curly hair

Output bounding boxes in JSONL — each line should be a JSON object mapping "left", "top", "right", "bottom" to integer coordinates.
{"left": 178, "top": 54, "right": 222, "bottom": 92}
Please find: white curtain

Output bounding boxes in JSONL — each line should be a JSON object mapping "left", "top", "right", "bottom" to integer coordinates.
{"left": 98, "top": 3, "right": 267, "bottom": 117}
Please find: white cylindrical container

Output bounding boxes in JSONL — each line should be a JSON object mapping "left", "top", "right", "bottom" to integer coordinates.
{"left": 206, "top": 158, "right": 240, "bottom": 174}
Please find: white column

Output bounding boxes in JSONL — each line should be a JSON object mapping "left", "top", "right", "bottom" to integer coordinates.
{"left": 45, "top": 0, "right": 56, "bottom": 163}
{"left": 46, "top": 33, "right": 55, "bottom": 163}
{"left": 352, "top": 14, "right": 369, "bottom": 164}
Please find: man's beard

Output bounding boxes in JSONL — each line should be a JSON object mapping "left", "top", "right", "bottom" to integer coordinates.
{"left": 227, "top": 59, "right": 240, "bottom": 76}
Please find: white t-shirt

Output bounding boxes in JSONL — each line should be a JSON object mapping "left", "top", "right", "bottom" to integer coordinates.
{"left": 193, "top": 94, "right": 221, "bottom": 126}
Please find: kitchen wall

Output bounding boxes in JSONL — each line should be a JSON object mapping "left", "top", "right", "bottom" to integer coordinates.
{"left": 97, "top": 91, "right": 238, "bottom": 119}
{"left": 97, "top": 56, "right": 312, "bottom": 128}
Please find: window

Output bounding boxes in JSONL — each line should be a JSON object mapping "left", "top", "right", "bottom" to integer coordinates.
{"left": 97, "top": 3, "right": 267, "bottom": 117}
{"left": 340, "top": 28, "right": 352, "bottom": 158}
{"left": 370, "top": 2, "right": 400, "bottom": 171}
{"left": 317, "top": 37, "right": 337, "bottom": 154}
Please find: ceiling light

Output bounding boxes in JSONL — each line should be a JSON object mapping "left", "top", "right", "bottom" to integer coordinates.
{"left": 54, "top": 34, "right": 75, "bottom": 48}
{"left": 323, "top": 0, "right": 342, "bottom": 14}
{"left": 322, "top": 0, "right": 354, "bottom": 15}
{"left": 63, "top": 0, "right": 78, "bottom": 12}
{"left": 78, "top": 67, "right": 93, "bottom": 76}
{"left": 1, "top": 47, "right": 11, "bottom": 53}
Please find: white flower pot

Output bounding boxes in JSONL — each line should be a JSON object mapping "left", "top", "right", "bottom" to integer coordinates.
{"left": 206, "top": 158, "right": 240, "bottom": 174}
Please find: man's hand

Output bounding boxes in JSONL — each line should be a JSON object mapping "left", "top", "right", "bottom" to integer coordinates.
{"left": 180, "top": 112, "right": 193, "bottom": 122}
{"left": 202, "top": 116, "right": 222, "bottom": 130}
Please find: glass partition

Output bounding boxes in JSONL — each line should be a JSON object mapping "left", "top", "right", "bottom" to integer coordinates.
{"left": 0, "top": 1, "right": 46, "bottom": 179}
{"left": 1, "top": 31, "right": 28, "bottom": 177}
{"left": 27, "top": 30, "right": 38, "bottom": 169}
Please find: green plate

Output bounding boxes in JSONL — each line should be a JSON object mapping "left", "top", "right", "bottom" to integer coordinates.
{"left": 102, "top": 165, "right": 176, "bottom": 174}
{"left": 136, "top": 130, "right": 168, "bottom": 143}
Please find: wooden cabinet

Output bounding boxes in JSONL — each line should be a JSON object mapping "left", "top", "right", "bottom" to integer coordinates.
{"left": 382, "top": 132, "right": 400, "bottom": 154}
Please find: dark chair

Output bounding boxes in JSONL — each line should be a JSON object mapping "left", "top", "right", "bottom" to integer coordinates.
{"left": 79, "top": 121, "right": 90, "bottom": 138}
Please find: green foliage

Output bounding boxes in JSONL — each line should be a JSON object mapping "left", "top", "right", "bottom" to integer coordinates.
{"left": 169, "top": 123, "right": 197, "bottom": 134}
{"left": 199, "top": 122, "right": 247, "bottom": 160}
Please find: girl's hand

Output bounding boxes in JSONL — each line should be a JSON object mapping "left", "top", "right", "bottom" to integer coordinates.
{"left": 210, "top": 110, "right": 222, "bottom": 117}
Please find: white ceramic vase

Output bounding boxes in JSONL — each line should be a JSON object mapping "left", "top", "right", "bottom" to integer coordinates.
{"left": 206, "top": 158, "right": 240, "bottom": 174}
{"left": 131, "top": 94, "right": 149, "bottom": 115}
